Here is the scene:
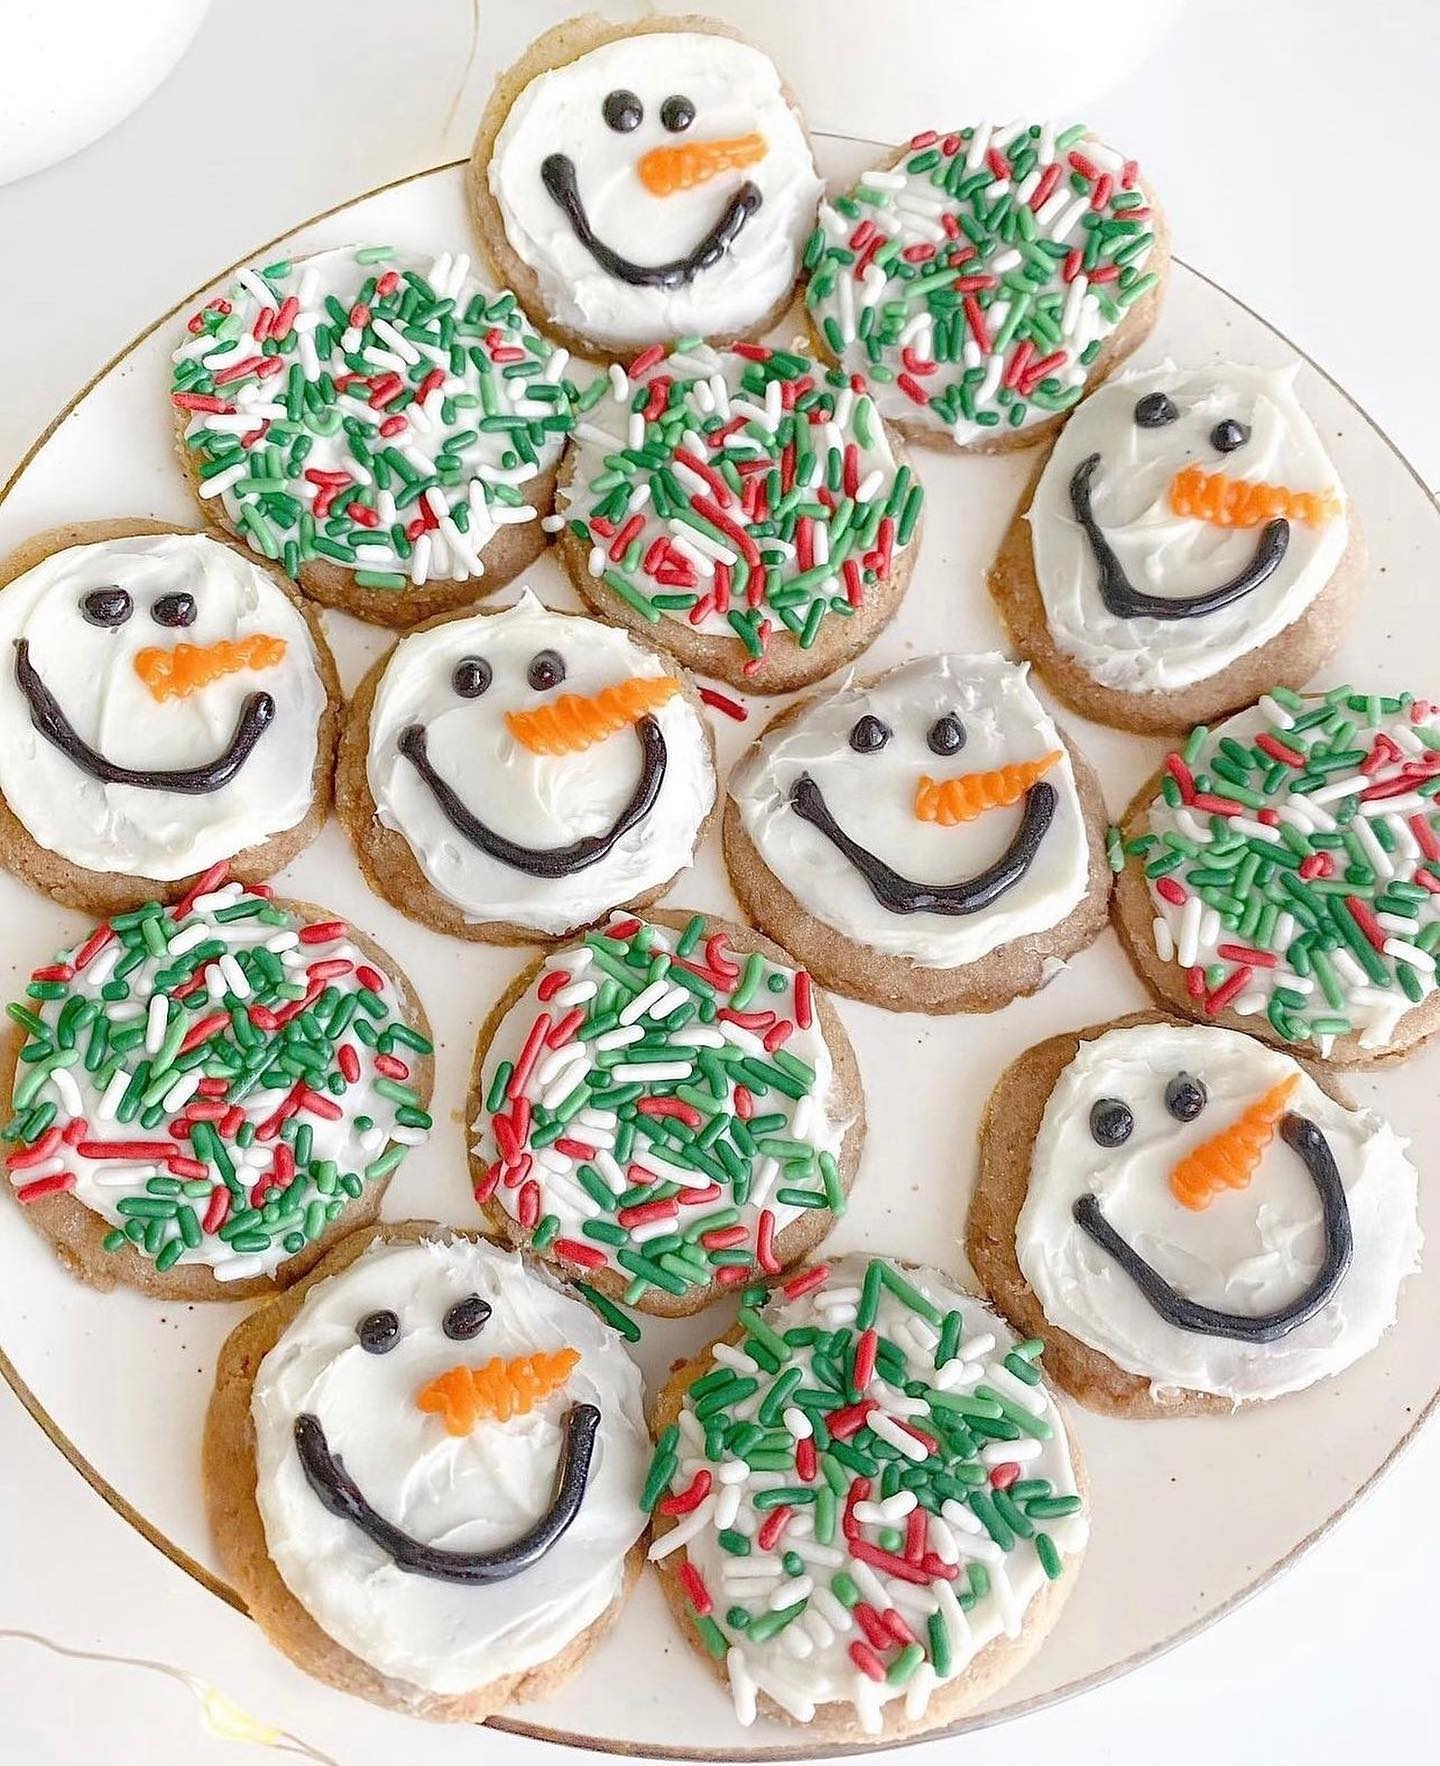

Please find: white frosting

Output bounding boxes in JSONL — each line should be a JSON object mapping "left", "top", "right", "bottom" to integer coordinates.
{"left": 252, "top": 1236, "right": 649, "bottom": 1697}
{"left": 730, "top": 654, "right": 1090, "bottom": 969}
{"left": 1016, "top": 1024, "right": 1421, "bottom": 1402}
{"left": 1028, "top": 362, "right": 1349, "bottom": 692}
{"left": 659, "top": 1253, "right": 1086, "bottom": 1730}
{"left": 366, "top": 592, "right": 714, "bottom": 935}
{"left": 0, "top": 534, "right": 324, "bottom": 879}
{"left": 489, "top": 32, "right": 821, "bottom": 349}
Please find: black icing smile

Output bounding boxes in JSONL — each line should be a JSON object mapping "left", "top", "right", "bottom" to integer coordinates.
{"left": 1070, "top": 452, "right": 1290, "bottom": 622}
{"left": 15, "top": 638, "right": 275, "bottom": 794}
{"left": 398, "top": 715, "right": 668, "bottom": 878}
{"left": 540, "top": 152, "right": 762, "bottom": 289}
{"left": 788, "top": 773, "right": 1056, "bottom": 917}
{"left": 1073, "top": 1113, "right": 1353, "bottom": 1344}
{"left": 293, "top": 1403, "right": 600, "bottom": 1584}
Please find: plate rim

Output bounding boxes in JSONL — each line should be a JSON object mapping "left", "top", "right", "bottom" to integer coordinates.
{"left": 2, "top": 144, "right": 1438, "bottom": 1760}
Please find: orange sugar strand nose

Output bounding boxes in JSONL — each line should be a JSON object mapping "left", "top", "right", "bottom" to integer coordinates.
{"left": 416, "top": 1348, "right": 580, "bottom": 1435}
{"left": 913, "top": 750, "right": 1061, "bottom": 826}
{"left": 1168, "top": 463, "right": 1342, "bottom": 530}
{"left": 636, "top": 132, "right": 767, "bottom": 197}
{"left": 1169, "top": 1074, "right": 1298, "bottom": 1211}
{"left": 504, "top": 675, "right": 679, "bottom": 755}
{"left": 134, "top": 633, "right": 287, "bottom": 701}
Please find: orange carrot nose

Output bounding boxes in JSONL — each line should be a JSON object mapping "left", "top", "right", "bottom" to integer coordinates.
{"left": 504, "top": 675, "right": 679, "bottom": 756}
{"left": 914, "top": 751, "right": 1061, "bottom": 826}
{"left": 1168, "top": 464, "right": 1342, "bottom": 531}
{"left": 637, "top": 132, "right": 767, "bottom": 197}
{"left": 416, "top": 1348, "right": 580, "bottom": 1435}
{"left": 135, "top": 634, "right": 287, "bottom": 702}
{"left": 1169, "top": 1074, "right": 1298, "bottom": 1211}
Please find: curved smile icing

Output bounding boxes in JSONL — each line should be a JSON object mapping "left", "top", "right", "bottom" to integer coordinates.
{"left": 14, "top": 638, "right": 276, "bottom": 794}
{"left": 398, "top": 714, "right": 669, "bottom": 878}
{"left": 1072, "top": 1111, "right": 1354, "bottom": 1343}
{"left": 1069, "top": 452, "right": 1291, "bottom": 622}
{"left": 293, "top": 1403, "right": 600, "bottom": 1585}
{"left": 540, "top": 152, "right": 762, "bottom": 289}
{"left": 788, "top": 772, "right": 1057, "bottom": 916}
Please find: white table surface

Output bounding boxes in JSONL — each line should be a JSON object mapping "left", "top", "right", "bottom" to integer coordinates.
{"left": 1, "top": 2, "right": 1435, "bottom": 1761}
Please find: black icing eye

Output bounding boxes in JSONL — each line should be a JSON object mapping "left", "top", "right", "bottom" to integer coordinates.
{"left": 527, "top": 649, "right": 566, "bottom": 692}
{"left": 151, "top": 592, "right": 197, "bottom": 628}
{"left": 1133, "top": 392, "right": 1178, "bottom": 428}
{"left": 1210, "top": 418, "right": 1250, "bottom": 454}
{"left": 443, "top": 1294, "right": 492, "bottom": 1341}
{"left": 356, "top": 1309, "right": 401, "bottom": 1354}
{"left": 926, "top": 713, "right": 965, "bottom": 757}
{"left": 848, "top": 715, "right": 892, "bottom": 754}
{"left": 1089, "top": 1098, "right": 1134, "bottom": 1148}
{"left": 80, "top": 587, "right": 133, "bottom": 627}
{"left": 602, "top": 89, "right": 643, "bottom": 133}
{"left": 1164, "top": 1073, "right": 1208, "bottom": 1122}
{"left": 660, "top": 94, "right": 695, "bottom": 132}
{"left": 452, "top": 656, "right": 492, "bottom": 698}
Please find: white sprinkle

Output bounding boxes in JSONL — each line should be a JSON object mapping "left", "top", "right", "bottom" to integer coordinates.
{"left": 726, "top": 1650, "right": 757, "bottom": 1726}
{"left": 612, "top": 1061, "right": 691, "bottom": 1082}
{"left": 646, "top": 1496, "right": 715, "bottom": 1559}
{"left": 167, "top": 922, "right": 209, "bottom": 956}
{"left": 145, "top": 994, "right": 169, "bottom": 1055}
{"left": 1384, "top": 937, "right": 1435, "bottom": 972}
{"left": 162, "top": 1072, "right": 202, "bottom": 1112}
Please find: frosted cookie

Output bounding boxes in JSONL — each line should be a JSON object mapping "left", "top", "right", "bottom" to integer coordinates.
{"left": 968, "top": 1015, "right": 1421, "bottom": 1417}
{"left": 991, "top": 362, "right": 1359, "bottom": 732}
{"left": 469, "top": 13, "right": 822, "bottom": 356}
{"left": 338, "top": 593, "right": 717, "bottom": 944}
{"left": 1113, "top": 689, "right": 1440, "bottom": 1064}
{"left": 725, "top": 654, "right": 1111, "bottom": 1013}
{"left": 206, "top": 1222, "right": 649, "bottom": 1720}
{"left": 0, "top": 521, "right": 337, "bottom": 915}
{"left": 646, "top": 1253, "right": 1087, "bottom": 1738}
{"left": 804, "top": 124, "right": 1166, "bottom": 453}
{"left": 557, "top": 340, "right": 922, "bottom": 692}
{"left": 468, "top": 910, "right": 864, "bottom": 1316}
{"left": 171, "top": 245, "right": 574, "bottom": 627}
{"left": 1, "top": 872, "right": 432, "bottom": 1301}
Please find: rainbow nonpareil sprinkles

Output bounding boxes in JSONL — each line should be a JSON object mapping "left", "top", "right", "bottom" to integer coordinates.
{"left": 171, "top": 246, "right": 576, "bottom": 590}
{"left": 645, "top": 1255, "right": 1085, "bottom": 1732}
{"left": 2, "top": 867, "right": 433, "bottom": 1279}
{"left": 471, "top": 914, "right": 850, "bottom": 1306}
{"left": 804, "top": 124, "right": 1156, "bottom": 445}
{"left": 559, "top": 342, "right": 922, "bottom": 674}
{"left": 1130, "top": 687, "right": 1440, "bottom": 1053}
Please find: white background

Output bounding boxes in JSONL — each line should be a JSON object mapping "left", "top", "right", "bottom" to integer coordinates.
{"left": 1, "top": 2, "right": 1437, "bottom": 1762}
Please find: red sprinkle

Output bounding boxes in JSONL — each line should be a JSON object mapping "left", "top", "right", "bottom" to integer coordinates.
{"left": 659, "top": 1469, "right": 712, "bottom": 1517}
{"left": 16, "top": 1171, "right": 75, "bottom": 1204}
{"left": 1205, "top": 966, "right": 1254, "bottom": 1015}
{"left": 795, "top": 1437, "right": 818, "bottom": 1482}
{"left": 537, "top": 968, "right": 570, "bottom": 1002}
{"left": 849, "top": 1642, "right": 887, "bottom": 1683}
{"left": 698, "top": 686, "right": 747, "bottom": 722}
{"left": 852, "top": 1328, "right": 878, "bottom": 1390}
{"left": 757, "top": 1505, "right": 792, "bottom": 1550}
{"left": 1155, "top": 877, "right": 1187, "bottom": 907}
{"left": 755, "top": 1207, "right": 780, "bottom": 1274}
{"left": 1215, "top": 943, "right": 1279, "bottom": 969}
{"left": 677, "top": 1560, "right": 712, "bottom": 1616}
{"left": 6, "top": 1128, "right": 63, "bottom": 1171}
{"left": 989, "top": 1461, "right": 1022, "bottom": 1490}
{"left": 552, "top": 1237, "right": 606, "bottom": 1270}
{"left": 1346, "top": 894, "right": 1389, "bottom": 952}
{"left": 782, "top": 1262, "right": 829, "bottom": 1300}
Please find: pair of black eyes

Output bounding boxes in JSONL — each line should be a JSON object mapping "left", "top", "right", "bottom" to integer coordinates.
{"left": 602, "top": 89, "right": 695, "bottom": 134}
{"left": 81, "top": 588, "right": 196, "bottom": 629}
{"left": 356, "top": 1293, "right": 492, "bottom": 1353}
{"left": 850, "top": 713, "right": 964, "bottom": 758}
{"left": 1089, "top": 1074, "right": 1208, "bottom": 1147}
{"left": 1132, "top": 392, "right": 1249, "bottom": 455}
{"left": 452, "top": 648, "right": 565, "bottom": 699}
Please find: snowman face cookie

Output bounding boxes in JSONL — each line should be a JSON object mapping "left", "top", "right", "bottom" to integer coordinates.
{"left": 0, "top": 532, "right": 327, "bottom": 881}
{"left": 1029, "top": 363, "right": 1349, "bottom": 694}
{"left": 1016, "top": 1024, "right": 1420, "bottom": 1402}
{"left": 730, "top": 654, "right": 1091, "bottom": 971}
{"left": 363, "top": 593, "right": 715, "bottom": 936}
{"left": 487, "top": 29, "right": 821, "bottom": 350}
{"left": 250, "top": 1236, "right": 648, "bottom": 1696}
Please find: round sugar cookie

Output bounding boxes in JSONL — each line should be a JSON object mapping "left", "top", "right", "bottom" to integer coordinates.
{"left": 724, "top": 653, "right": 1111, "bottom": 1013}
{"left": 990, "top": 360, "right": 1361, "bottom": 732}
{"left": 1, "top": 875, "right": 432, "bottom": 1300}
{"left": 646, "top": 1252, "right": 1087, "bottom": 1739}
{"left": 804, "top": 123, "right": 1167, "bottom": 453}
{"left": 0, "top": 520, "right": 338, "bottom": 915}
{"left": 468, "top": 13, "right": 822, "bottom": 356}
{"left": 467, "top": 909, "right": 865, "bottom": 1315}
{"left": 968, "top": 1013, "right": 1421, "bottom": 1416}
{"left": 171, "top": 245, "right": 574, "bottom": 627}
{"left": 205, "top": 1222, "right": 649, "bottom": 1720}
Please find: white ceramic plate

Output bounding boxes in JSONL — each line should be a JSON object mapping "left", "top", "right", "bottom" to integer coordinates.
{"left": 1, "top": 144, "right": 1437, "bottom": 1759}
